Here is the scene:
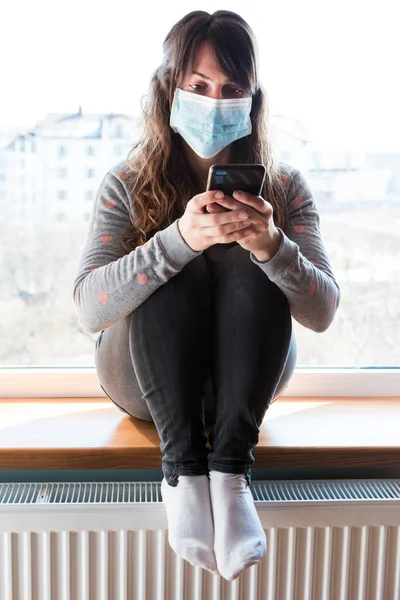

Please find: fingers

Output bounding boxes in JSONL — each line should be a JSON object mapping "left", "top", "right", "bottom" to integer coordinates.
{"left": 196, "top": 207, "right": 252, "bottom": 238}
{"left": 205, "top": 220, "right": 253, "bottom": 239}
{"left": 231, "top": 190, "right": 272, "bottom": 215}
{"left": 213, "top": 197, "right": 262, "bottom": 225}
{"left": 206, "top": 202, "right": 228, "bottom": 214}
{"left": 198, "top": 207, "right": 251, "bottom": 228}
{"left": 190, "top": 190, "right": 227, "bottom": 213}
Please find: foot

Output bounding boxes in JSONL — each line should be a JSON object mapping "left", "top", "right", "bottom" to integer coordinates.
{"left": 161, "top": 474, "right": 218, "bottom": 574}
{"left": 209, "top": 470, "right": 267, "bottom": 580}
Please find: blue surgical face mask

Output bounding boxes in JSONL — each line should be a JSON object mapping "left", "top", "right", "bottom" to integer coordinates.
{"left": 169, "top": 88, "right": 252, "bottom": 159}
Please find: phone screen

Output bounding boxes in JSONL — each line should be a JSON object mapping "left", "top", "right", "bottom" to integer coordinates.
{"left": 206, "top": 164, "right": 266, "bottom": 197}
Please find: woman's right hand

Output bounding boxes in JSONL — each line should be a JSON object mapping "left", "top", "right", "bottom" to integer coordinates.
{"left": 177, "top": 191, "right": 253, "bottom": 252}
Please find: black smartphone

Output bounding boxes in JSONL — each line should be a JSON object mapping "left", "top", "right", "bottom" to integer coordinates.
{"left": 206, "top": 163, "right": 266, "bottom": 197}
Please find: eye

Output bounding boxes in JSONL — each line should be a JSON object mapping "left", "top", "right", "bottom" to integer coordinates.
{"left": 223, "top": 86, "right": 245, "bottom": 97}
{"left": 189, "top": 83, "right": 207, "bottom": 93}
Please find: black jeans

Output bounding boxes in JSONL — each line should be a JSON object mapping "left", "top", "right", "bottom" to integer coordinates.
{"left": 95, "top": 242, "right": 295, "bottom": 487}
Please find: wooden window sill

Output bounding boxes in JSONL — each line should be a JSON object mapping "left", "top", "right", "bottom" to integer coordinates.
{"left": 1, "top": 397, "right": 399, "bottom": 470}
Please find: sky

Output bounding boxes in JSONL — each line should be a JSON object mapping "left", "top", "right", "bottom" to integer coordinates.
{"left": 1, "top": 0, "right": 399, "bottom": 152}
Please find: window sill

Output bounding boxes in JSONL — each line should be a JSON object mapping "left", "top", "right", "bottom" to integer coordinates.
{"left": 1, "top": 396, "right": 399, "bottom": 471}
{"left": 1, "top": 367, "right": 400, "bottom": 398}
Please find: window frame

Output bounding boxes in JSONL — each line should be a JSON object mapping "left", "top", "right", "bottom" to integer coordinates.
{"left": 1, "top": 368, "right": 399, "bottom": 398}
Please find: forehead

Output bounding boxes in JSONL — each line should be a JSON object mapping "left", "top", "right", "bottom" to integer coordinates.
{"left": 191, "top": 42, "right": 231, "bottom": 81}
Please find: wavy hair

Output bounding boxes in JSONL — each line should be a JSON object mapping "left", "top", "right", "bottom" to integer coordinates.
{"left": 123, "top": 10, "right": 288, "bottom": 250}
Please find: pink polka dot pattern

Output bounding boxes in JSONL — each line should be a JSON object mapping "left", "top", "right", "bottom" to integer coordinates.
{"left": 309, "top": 259, "right": 316, "bottom": 265}
{"left": 294, "top": 196, "right": 303, "bottom": 207}
{"left": 100, "top": 235, "right": 113, "bottom": 243}
{"left": 98, "top": 292, "right": 109, "bottom": 304}
{"left": 101, "top": 323, "right": 113, "bottom": 329}
{"left": 309, "top": 283, "right": 316, "bottom": 296}
{"left": 331, "top": 298, "right": 336, "bottom": 309}
{"left": 117, "top": 171, "right": 127, "bottom": 180}
{"left": 136, "top": 273, "right": 148, "bottom": 285}
{"left": 143, "top": 242, "right": 150, "bottom": 250}
{"left": 74, "top": 294, "right": 79, "bottom": 306}
{"left": 295, "top": 313, "right": 307, "bottom": 319}
{"left": 90, "top": 265, "right": 99, "bottom": 270}
{"left": 281, "top": 176, "right": 288, "bottom": 185}
{"left": 294, "top": 225, "right": 305, "bottom": 233}
{"left": 105, "top": 200, "right": 116, "bottom": 209}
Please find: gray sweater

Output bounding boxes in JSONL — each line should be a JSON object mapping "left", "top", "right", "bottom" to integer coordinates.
{"left": 73, "top": 160, "right": 340, "bottom": 335}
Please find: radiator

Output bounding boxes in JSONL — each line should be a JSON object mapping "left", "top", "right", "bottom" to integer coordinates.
{"left": 0, "top": 479, "right": 400, "bottom": 600}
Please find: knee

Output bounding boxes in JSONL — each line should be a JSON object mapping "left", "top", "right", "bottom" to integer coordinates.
{"left": 272, "top": 333, "right": 297, "bottom": 401}
{"left": 106, "top": 394, "right": 154, "bottom": 423}
{"left": 130, "top": 408, "right": 154, "bottom": 423}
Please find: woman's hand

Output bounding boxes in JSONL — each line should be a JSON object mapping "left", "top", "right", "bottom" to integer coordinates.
{"left": 213, "top": 190, "right": 282, "bottom": 262}
{"left": 178, "top": 191, "right": 253, "bottom": 251}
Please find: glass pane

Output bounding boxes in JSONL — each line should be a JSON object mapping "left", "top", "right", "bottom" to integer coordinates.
{"left": 0, "top": 2, "right": 398, "bottom": 366}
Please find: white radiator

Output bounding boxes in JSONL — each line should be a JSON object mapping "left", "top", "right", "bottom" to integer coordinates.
{"left": 0, "top": 479, "right": 400, "bottom": 600}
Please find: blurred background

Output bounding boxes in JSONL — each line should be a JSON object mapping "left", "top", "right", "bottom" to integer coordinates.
{"left": 1, "top": 0, "right": 399, "bottom": 367}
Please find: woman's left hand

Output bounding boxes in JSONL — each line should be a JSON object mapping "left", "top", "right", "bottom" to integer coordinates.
{"left": 211, "top": 190, "right": 282, "bottom": 262}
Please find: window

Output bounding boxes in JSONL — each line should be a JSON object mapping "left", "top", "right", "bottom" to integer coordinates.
{"left": 1, "top": 1, "right": 399, "bottom": 391}
{"left": 114, "top": 144, "right": 125, "bottom": 155}
{"left": 113, "top": 125, "right": 124, "bottom": 139}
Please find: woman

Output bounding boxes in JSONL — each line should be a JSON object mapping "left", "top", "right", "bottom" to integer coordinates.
{"left": 73, "top": 10, "right": 340, "bottom": 581}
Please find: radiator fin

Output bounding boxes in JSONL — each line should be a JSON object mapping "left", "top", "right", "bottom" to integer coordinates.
{"left": 1, "top": 479, "right": 400, "bottom": 506}
{"left": 1, "top": 526, "right": 400, "bottom": 599}
{"left": 1, "top": 480, "right": 400, "bottom": 599}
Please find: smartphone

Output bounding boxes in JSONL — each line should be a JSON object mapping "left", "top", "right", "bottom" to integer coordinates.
{"left": 206, "top": 163, "right": 266, "bottom": 197}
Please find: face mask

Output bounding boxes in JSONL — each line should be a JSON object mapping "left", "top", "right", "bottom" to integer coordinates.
{"left": 169, "top": 88, "right": 252, "bottom": 159}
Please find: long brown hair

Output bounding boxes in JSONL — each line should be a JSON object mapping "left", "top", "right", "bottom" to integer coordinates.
{"left": 123, "top": 10, "right": 289, "bottom": 251}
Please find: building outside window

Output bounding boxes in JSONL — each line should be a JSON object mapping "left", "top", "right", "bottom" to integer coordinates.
{"left": 114, "top": 125, "right": 124, "bottom": 139}
{"left": 0, "top": 1, "right": 398, "bottom": 396}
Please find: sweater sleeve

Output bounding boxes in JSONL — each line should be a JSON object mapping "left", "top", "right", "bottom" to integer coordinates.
{"left": 72, "top": 167, "right": 202, "bottom": 334}
{"left": 250, "top": 167, "right": 341, "bottom": 333}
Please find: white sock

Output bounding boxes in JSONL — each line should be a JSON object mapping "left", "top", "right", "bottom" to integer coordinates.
{"left": 209, "top": 470, "right": 267, "bottom": 580}
{"left": 161, "top": 475, "right": 218, "bottom": 574}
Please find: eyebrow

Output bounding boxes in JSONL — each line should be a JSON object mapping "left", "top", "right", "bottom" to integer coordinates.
{"left": 192, "top": 70, "right": 234, "bottom": 83}
{"left": 192, "top": 71, "right": 212, "bottom": 80}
